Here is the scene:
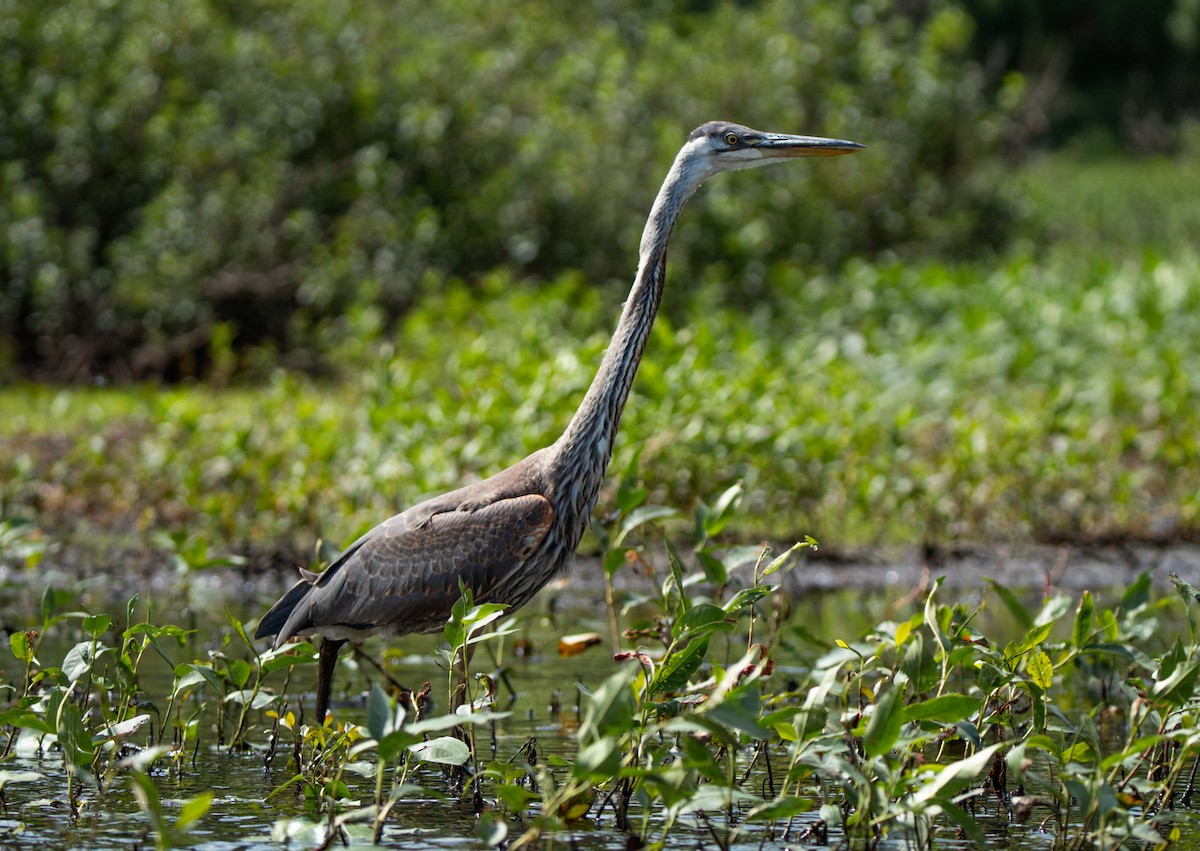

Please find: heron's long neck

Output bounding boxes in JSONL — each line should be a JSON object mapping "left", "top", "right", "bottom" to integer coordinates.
{"left": 551, "top": 151, "right": 704, "bottom": 506}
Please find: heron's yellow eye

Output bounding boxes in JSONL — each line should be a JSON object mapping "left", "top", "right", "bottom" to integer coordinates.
{"left": 724, "top": 132, "right": 740, "bottom": 146}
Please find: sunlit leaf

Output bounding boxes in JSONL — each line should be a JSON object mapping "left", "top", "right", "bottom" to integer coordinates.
{"left": 409, "top": 736, "right": 471, "bottom": 766}
{"left": 1027, "top": 649, "right": 1054, "bottom": 690}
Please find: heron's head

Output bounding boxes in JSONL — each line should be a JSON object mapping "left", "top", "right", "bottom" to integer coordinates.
{"left": 681, "top": 121, "right": 863, "bottom": 180}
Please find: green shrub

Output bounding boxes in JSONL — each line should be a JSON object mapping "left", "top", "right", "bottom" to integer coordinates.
{"left": 0, "top": 0, "right": 1017, "bottom": 380}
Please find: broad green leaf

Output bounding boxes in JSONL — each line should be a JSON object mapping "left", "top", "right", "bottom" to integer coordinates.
{"left": 902, "top": 694, "right": 982, "bottom": 725}
{"left": 1121, "top": 572, "right": 1152, "bottom": 612}
{"left": 863, "top": 681, "right": 906, "bottom": 758}
{"left": 82, "top": 614, "right": 111, "bottom": 638}
{"left": 0, "top": 709, "right": 52, "bottom": 735}
{"left": 62, "top": 641, "right": 111, "bottom": 682}
{"left": 746, "top": 795, "right": 813, "bottom": 822}
{"left": 9, "top": 632, "right": 31, "bottom": 664}
{"left": 1027, "top": 649, "right": 1054, "bottom": 690}
{"left": 578, "top": 666, "right": 636, "bottom": 745}
{"left": 377, "top": 729, "right": 421, "bottom": 762}
{"left": 910, "top": 743, "right": 1003, "bottom": 806}
{"left": 603, "top": 548, "right": 626, "bottom": 577}
{"left": 409, "top": 736, "right": 471, "bottom": 766}
{"left": 651, "top": 636, "right": 710, "bottom": 694}
{"left": 1013, "top": 622, "right": 1053, "bottom": 657}
{"left": 572, "top": 738, "right": 621, "bottom": 779}
{"left": 1153, "top": 657, "right": 1200, "bottom": 706}
{"left": 674, "top": 603, "right": 733, "bottom": 639}
{"left": 367, "top": 683, "right": 392, "bottom": 741}
{"left": 225, "top": 658, "right": 252, "bottom": 689}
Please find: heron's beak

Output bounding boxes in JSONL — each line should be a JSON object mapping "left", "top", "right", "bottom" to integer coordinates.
{"left": 755, "top": 134, "right": 865, "bottom": 158}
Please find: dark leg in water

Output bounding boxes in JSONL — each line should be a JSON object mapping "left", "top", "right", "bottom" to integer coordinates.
{"left": 315, "top": 637, "right": 346, "bottom": 725}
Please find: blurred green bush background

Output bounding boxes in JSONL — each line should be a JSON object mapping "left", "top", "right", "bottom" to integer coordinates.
{"left": 1, "top": 0, "right": 1024, "bottom": 381}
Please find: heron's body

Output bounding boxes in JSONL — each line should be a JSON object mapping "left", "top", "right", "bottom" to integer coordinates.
{"left": 255, "top": 121, "right": 862, "bottom": 721}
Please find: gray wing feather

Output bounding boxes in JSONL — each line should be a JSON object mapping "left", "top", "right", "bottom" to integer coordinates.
{"left": 272, "top": 493, "right": 553, "bottom": 645}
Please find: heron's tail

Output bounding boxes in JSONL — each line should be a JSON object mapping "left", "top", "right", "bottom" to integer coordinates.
{"left": 254, "top": 579, "right": 312, "bottom": 645}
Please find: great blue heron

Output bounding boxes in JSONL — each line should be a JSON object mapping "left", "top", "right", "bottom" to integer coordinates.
{"left": 255, "top": 121, "right": 863, "bottom": 722}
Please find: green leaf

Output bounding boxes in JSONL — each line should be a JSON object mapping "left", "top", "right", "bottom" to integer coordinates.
{"left": 902, "top": 694, "right": 982, "bottom": 725}
{"left": 863, "top": 680, "right": 906, "bottom": 758}
{"left": 910, "top": 743, "right": 1003, "bottom": 806}
{"left": 409, "top": 736, "right": 471, "bottom": 766}
{"left": 761, "top": 540, "right": 807, "bottom": 578}
{"left": 82, "top": 614, "right": 111, "bottom": 638}
{"left": 1013, "top": 622, "right": 1053, "bottom": 657}
{"left": 603, "top": 548, "right": 627, "bottom": 577}
{"left": 651, "top": 636, "right": 710, "bottom": 694}
{"left": 0, "top": 709, "right": 53, "bottom": 736}
{"left": 572, "top": 738, "right": 621, "bottom": 779}
{"left": 494, "top": 783, "right": 539, "bottom": 813}
{"left": 1121, "top": 572, "right": 1152, "bottom": 612}
{"left": 578, "top": 666, "right": 636, "bottom": 745}
{"left": 1027, "top": 649, "right": 1054, "bottom": 690}
{"left": 664, "top": 537, "right": 690, "bottom": 617}
{"left": 1153, "top": 654, "right": 1200, "bottom": 706}
{"left": 988, "top": 580, "right": 1033, "bottom": 630}
{"left": 225, "top": 658, "right": 252, "bottom": 689}
{"left": 176, "top": 792, "right": 213, "bottom": 829}
{"left": 695, "top": 550, "right": 727, "bottom": 586}
{"left": 377, "top": 729, "right": 421, "bottom": 762}
{"left": 614, "top": 506, "right": 678, "bottom": 547}
{"left": 674, "top": 603, "right": 733, "bottom": 639}
{"left": 723, "top": 585, "right": 776, "bottom": 614}
{"left": 9, "top": 631, "right": 31, "bottom": 664}
{"left": 367, "top": 683, "right": 392, "bottom": 741}
{"left": 62, "top": 640, "right": 110, "bottom": 682}
{"left": 746, "top": 795, "right": 813, "bottom": 822}
{"left": 1072, "top": 590, "right": 1094, "bottom": 650}
{"left": 703, "top": 483, "right": 743, "bottom": 538}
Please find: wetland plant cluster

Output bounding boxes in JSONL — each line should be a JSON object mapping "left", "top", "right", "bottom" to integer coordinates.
{"left": 1, "top": 485, "right": 1200, "bottom": 849}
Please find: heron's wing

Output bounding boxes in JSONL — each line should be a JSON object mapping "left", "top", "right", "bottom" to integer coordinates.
{"left": 272, "top": 493, "right": 553, "bottom": 644}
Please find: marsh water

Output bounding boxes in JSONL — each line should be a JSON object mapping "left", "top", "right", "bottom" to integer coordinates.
{"left": 3, "top": 542, "right": 1200, "bottom": 848}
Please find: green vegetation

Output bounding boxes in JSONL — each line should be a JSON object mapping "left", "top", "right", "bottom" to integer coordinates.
{"left": 5, "top": 235, "right": 1200, "bottom": 552}
{"left": 1, "top": 0, "right": 1014, "bottom": 380}
{"left": 0, "top": 486, "right": 1197, "bottom": 848}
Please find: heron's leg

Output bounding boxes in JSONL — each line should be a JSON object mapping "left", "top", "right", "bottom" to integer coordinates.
{"left": 315, "top": 637, "right": 346, "bottom": 725}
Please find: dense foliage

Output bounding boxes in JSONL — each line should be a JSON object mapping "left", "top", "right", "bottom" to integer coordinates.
{"left": 1, "top": 505, "right": 1198, "bottom": 849}
{"left": 0, "top": 0, "right": 1018, "bottom": 380}
{"left": 5, "top": 242, "right": 1200, "bottom": 554}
